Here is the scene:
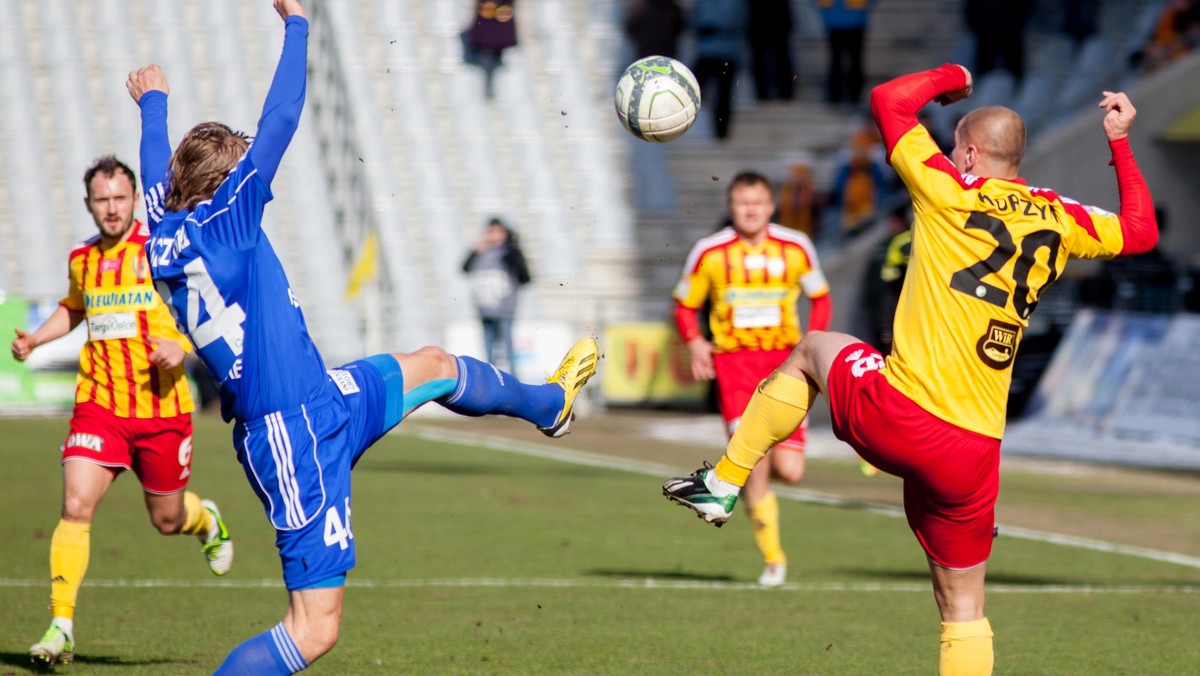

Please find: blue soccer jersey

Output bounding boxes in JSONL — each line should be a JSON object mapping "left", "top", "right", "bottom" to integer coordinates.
{"left": 138, "top": 16, "right": 325, "bottom": 422}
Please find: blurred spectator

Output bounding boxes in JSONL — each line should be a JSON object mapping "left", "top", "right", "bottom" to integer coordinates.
{"left": 462, "top": 217, "right": 531, "bottom": 370}
{"left": 817, "top": 0, "right": 876, "bottom": 107}
{"left": 1063, "top": 0, "right": 1100, "bottom": 47}
{"left": 624, "top": 0, "right": 685, "bottom": 59}
{"left": 965, "top": 0, "right": 1033, "bottom": 81}
{"left": 859, "top": 204, "right": 912, "bottom": 353}
{"left": 464, "top": 0, "right": 518, "bottom": 100}
{"left": 777, "top": 159, "right": 819, "bottom": 237}
{"left": 1129, "top": 0, "right": 1200, "bottom": 74}
{"left": 691, "top": 0, "right": 747, "bottom": 140}
{"left": 748, "top": 0, "right": 796, "bottom": 102}
{"left": 829, "top": 147, "right": 887, "bottom": 238}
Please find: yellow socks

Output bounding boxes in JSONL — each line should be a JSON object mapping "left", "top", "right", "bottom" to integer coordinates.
{"left": 747, "top": 491, "right": 786, "bottom": 565}
{"left": 49, "top": 519, "right": 91, "bottom": 620}
{"left": 180, "top": 491, "right": 215, "bottom": 538}
{"left": 940, "top": 618, "right": 994, "bottom": 676}
{"left": 715, "top": 372, "right": 817, "bottom": 486}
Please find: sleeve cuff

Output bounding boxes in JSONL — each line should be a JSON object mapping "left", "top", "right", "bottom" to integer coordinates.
{"left": 1107, "top": 136, "right": 1132, "bottom": 166}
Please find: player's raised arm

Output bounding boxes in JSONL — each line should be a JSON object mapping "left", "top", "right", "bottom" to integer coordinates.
{"left": 248, "top": 0, "right": 309, "bottom": 186}
{"left": 128, "top": 65, "right": 172, "bottom": 197}
{"left": 1101, "top": 91, "right": 1158, "bottom": 255}
{"left": 870, "top": 64, "right": 971, "bottom": 159}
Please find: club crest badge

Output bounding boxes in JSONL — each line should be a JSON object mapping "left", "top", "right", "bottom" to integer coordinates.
{"left": 976, "top": 319, "right": 1019, "bottom": 370}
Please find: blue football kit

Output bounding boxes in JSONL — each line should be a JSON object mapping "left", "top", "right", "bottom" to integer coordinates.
{"left": 138, "top": 16, "right": 396, "bottom": 590}
{"left": 137, "top": 15, "right": 565, "bottom": 593}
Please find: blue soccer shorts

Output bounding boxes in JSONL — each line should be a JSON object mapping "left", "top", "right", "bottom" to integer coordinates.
{"left": 232, "top": 355, "right": 407, "bottom": 590}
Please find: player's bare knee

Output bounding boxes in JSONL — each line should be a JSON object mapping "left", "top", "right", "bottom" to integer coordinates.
{"left": 776, "top": 465, "right": 805, "bottom": 484}
{"left": 418, "top": 346, "right": 458, "bottom": 379}
{"left": 61, "top": 496, "right": 97, "bottom": 523}
{"left": 150, "top": 511, "right": 184, "bottom": 535}
{"left": 293, "top": 616, "right": 341, "bottom": 659}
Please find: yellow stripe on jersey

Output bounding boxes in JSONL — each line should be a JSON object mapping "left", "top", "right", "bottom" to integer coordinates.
{"left": 674, "top": 225, "right": 828, "bottom": 353}
{"left": 882, "top": 127, "right": 1125, "bottom": 438}
{"left": 62, "top": 231, "right": 194, "bottom": 419}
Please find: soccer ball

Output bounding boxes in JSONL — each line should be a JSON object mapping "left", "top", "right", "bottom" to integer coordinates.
{"left": 614, "top": 56, "right": 701, "bottom": 143}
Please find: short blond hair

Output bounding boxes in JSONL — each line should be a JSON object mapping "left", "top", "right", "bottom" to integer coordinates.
{"left": 957, "top": 106, "right": 1026, "bottom": 169}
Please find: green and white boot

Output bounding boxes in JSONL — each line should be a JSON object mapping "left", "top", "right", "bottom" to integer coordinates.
{"left": 200, "top": 499, "right": 234, "bottom": 576}
{"left": 662, "top": 463, "right": 739, "bottom": 527}
{"left": 30, "top": 620, "right": 75, "bottom": 665}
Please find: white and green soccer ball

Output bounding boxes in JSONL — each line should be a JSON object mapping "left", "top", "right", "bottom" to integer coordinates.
{"left": 614, "top": 56, "right": 701, "bottom": 143}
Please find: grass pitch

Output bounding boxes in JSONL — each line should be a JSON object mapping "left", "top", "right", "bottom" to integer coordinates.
{"left": 1, "top": 413, "right": 1197, "bottom": 674}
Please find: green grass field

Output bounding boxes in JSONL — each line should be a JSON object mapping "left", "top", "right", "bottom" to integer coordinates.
{"left": 1, "top": 413, "right": 1197, "bottom": 674}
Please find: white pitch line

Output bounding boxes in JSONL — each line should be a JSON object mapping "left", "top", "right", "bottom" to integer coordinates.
{"left": 405, "top": 426, "right": 1200, "bottom": 570}
{"left": 0, "top": 578, "right": 1196, "bottom": 594}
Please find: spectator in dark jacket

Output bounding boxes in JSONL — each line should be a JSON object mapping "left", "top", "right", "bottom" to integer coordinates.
{"left": 462, "top": 217, "right": 532, "bottom": 370}
{"left": 691, "top": 0, "right": 747, "bottom": 140}
{"left": 965, "top": 0, "right": 1034, "bottom": 81}
{"left": 748, "top": 0, "right": 796, "bottom": 101}
{"left": 466, "top": 0, "right": 518, "bottom": 100}
{"left": 624, "top": 0, "right": 685, "bottom": 59}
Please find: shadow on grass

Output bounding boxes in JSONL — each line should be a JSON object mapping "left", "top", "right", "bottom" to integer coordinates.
{"left": 0, "top": 651, "right": 190, "bottom": 673}
{"left": 586, "top": 568, "right": 737, "bottom": 582}
{"left": 838, "top": 567, "right": 1141, "bottom": 588}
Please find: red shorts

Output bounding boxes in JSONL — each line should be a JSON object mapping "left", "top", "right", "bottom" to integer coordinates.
{"left": 63, "top": 402, "right": 194, "bottom": 495}
{"left": 825, "top": 343, "right": 1000, "bottom": 569}
{"left": 714, "top": 348, "right": 807, "bottom": 451}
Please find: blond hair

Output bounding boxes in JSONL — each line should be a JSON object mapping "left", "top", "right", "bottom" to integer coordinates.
{"left": 957, "top": 106, "right": 1026, "bottom": 169}
{"left": 164, "top": 122, "right": 250, "bottom": 212}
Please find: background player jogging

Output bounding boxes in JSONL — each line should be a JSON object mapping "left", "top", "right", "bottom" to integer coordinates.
{"left": 15, "top": 155, "right": 232, "bottom": 667}
{"left": 663, "top": 62, "right": 1157, "bottom": 675}
{"left": 126, "top": 0, "right": 597, "bottom": 671}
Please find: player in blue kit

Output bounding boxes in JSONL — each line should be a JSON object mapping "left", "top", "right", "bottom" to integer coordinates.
{"left": 126, "top": 1, "right": 598, "bottom": 672}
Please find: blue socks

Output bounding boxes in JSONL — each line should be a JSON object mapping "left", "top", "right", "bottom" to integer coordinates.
{"left": 214, "top": 623, "right": 308, "bottom": 674}
{"left": 441, "top": 356, "right": 563, "bottom": 428}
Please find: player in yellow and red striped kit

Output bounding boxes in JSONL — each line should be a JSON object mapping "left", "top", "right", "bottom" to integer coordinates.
{"left": 664, "top": 65, "right": 1157, "bottom": 674}
{"left": 673, "top": 170, "right": 832, "bottom": 587}
{"left": 13, "top": 156, "right": 233, "bottom": 666}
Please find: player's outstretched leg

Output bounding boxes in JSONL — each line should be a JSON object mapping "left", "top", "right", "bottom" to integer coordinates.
{"left": 199, "top": 499, "right": 234, "bottom": 575}
{"left": 661, "top": 462, "right": 739, "bottom": 527}
{"left": 438, "top": 338, "right": 599, "bottom": 436}
{"left": 538, "top": 337, "right": 600, "bottom": 438}
{"left": 29, "top": 621, "right": 75, "bottom": 665}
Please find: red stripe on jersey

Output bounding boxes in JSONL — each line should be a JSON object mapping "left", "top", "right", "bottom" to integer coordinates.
{"left": 113, "top": 248, "right": 126, "bottom": 285}
{"left": 140, "top": 310, "right": 161, "bottom": 417}
{"left": 1060, "top": 201, "right": 1101, "bottom": 243}
{"left": 922, "top": 154, "right": 975, "bottom": 190}
{"left": 120, "top": 338, "right": 136, "bottom": 416}
{"left": 81, "top": 342, "right": 99, "bottom": 405}
{"left": 92, "top": 342, "right": 108, "bottom": 406}
{"left": 91, "top": 249, "right": 104, "bottom": 287}
{"left": 68, "top": 236, "right": 101, "bottom": 261}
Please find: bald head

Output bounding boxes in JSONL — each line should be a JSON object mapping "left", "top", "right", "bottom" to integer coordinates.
{"left": 953, "top": 106, "right": 1026, "bottom": 177}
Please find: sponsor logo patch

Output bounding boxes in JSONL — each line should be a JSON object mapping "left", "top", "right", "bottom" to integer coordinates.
{"left": 66, "top": 433, "right": 105, "bottom": 452}
{"left": 88, "top": 312, "right": 139, "bottom": 340}
{"left": 976, "top": 319, "right": 1020, "bottom": 369}
{"left": 328, "top": 369, "right": 361, "bottom": 395}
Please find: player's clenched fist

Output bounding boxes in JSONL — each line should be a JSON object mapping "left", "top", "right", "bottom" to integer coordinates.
{"left": 1099, "top": 91, "right": 1136, "bottom": 141}
{"left": 126, "top": 64, "right": 169, "bottom": 103}
{"left": 274, "top": 0, "right": 306, "bottom": 21}
{"left": 11, "top": 328, "right": 35, "bottom": 362}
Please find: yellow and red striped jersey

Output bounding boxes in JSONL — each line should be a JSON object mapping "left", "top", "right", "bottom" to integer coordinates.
{"left": 674, "top": 225, "right": 829, "bottom": 353}
{"left": 880, "top": 122, "right": 1130, "bottom": 439}
{"left": 61, "top": 222, "right": 194, "bottom": 418}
